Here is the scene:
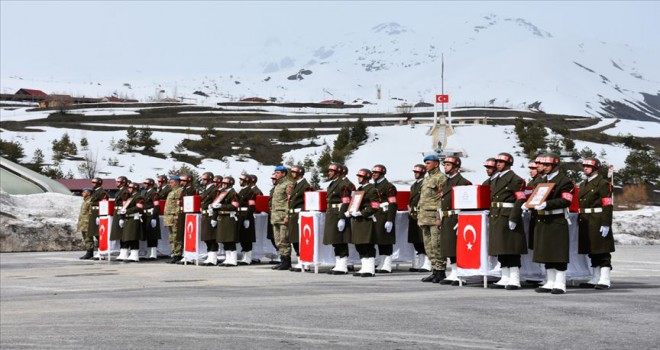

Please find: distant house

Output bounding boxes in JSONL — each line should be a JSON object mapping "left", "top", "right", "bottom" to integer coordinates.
{"left": 101, "top": 96, "right": 139, "bottom": 103}
{"left": 55, "top": 178, "right": 121, "bottom": 197}
{"left": 320, "top": 99, "right": 345, "bottom": 105}
{"left": 39, "top": 94, "right": 73, "bottom": 108}
{"left": 15, "top": 88, "right": 48, "bottom": 97}
{"left": 240, "top": 97, "right": 267, "bottom": 103}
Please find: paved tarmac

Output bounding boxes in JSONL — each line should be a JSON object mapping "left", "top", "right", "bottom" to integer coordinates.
{"left": 1, "top": 246, "right": 659, "bottom": 349}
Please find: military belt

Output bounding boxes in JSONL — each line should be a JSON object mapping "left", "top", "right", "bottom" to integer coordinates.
{"left": 579, "top": 208, "right": 603, "bottom": 214}
{"left": 237, "top": 207, "right": 249, "bottom": 212}
{"left": 145, "top": 208, "right": 156, "bottom": 215}
{"left": 491, "top": 202, "right": 515, "bottom": 208}
{"left": 329, "top": 203, "right": 342, "bottom": 209}
{"left": 91, "top": 206, "right": 99, "bottom": 210}
{"left": 217, "top": 211, "right": 237, "bottom": 215}
{"left": 288, "top": 208, "right": 302, "bottom": 214}
{"left": 440, "top": 210, "right": 461, "bottom": 217}
{"left": 537, "top": 209, "right": 564, "bottom": 216}
{"left": 379, "top": 202, "right": 389, "bottom": 211}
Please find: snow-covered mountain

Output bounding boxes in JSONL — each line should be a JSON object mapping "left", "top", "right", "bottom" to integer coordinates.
{"left": 2, "top": 15, "right": 658, "bottom": 121}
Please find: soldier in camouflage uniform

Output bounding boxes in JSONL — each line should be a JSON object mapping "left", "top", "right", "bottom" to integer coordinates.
{"left": 371, "top": 164, "right": 398, "bottom": 274}
{"left": 140, "top": 178, "right": 161, "bottom": 260}
{"left": 87, "top": 178, "right": 108, "bottom": 260}
{"left": 350, "top": 168, "right": 381, "bottom": 277}
{"left": 267, "top": 174, "right": 279, "bottom": 259}
{"left": 77, "top": 188, "right": 94, "bottom": 259}
{"left": 110, "top": 176, "right": 129, "bottom": 261}
{"left": 577, "top": 157, "right": 615, "bottom": 290}
{"left": 198, "top": 172, "right": 219, "bottom": 266}
{"left": 213, "top": 176, "right": 241, "bottom": 266}
{"left": 271, "top": 166, "right": 294, "bottom": 270}
{"left": 164, "top": 176, "right": 183, "bottom": 263}
{"left": 118, "top": 182, "right": 144, "bottom": 263}
{"left": 286, "top": 166, "right": 314, "bottom": 272}
{"left": 324, "top": 163, "right": 354, "bottom": 275}
{"left": 408, "top": 164, "right": 430, "bottom": 272}
{"left": 418, "top": 155, "right": 448, "bottom": 283}
{"left": 487, "top": 153, "right": 527, "bottom": 290}
{"left": 438, "top": 156, "right": 473, "bottom": 286}
{"left": 524, "top": 152, "right": 575, "bottom": 294}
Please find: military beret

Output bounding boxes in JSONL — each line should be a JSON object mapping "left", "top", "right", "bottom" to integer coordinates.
{"left": 169, "top": 175, "right": 181, "bottom": 181}
{"left": 424, "top": 154, "right": 440, "bottom": 162}
{"left": 274, "top": 165, "right": 288, "bottom": 172}
{"left": 82, "top": 187, "right": 93, "bottom": 192}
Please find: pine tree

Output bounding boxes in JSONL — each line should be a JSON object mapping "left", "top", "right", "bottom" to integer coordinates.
{"left": 350, "top": 118, "right": 368, "bottom": 146}
{"left": 139, "top": 127, "right": 160, "bottom": 151}
{"left": 0, "top": 139, "right": 25, "bottom": 162}
{"left": 126, "top": 126, "right": 140, "bottom": 151}
{"left": 80, "top": 137, "right": 89, "bottom": 150}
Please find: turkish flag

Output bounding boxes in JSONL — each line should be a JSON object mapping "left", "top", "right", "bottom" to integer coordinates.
{"left": 456, "top": 214, "right": 482, "bottom": 269}
{"left": 184, "top": 214, "right": 198, "bottom": 253}
{"left": 299, "top": 215, "right": 315, "bottom": 263}
{"left": 98, "top": 217, "right": 109, "bottom": 251}
{"left": 435, "top": 94, "right": 449, "bottom": 103}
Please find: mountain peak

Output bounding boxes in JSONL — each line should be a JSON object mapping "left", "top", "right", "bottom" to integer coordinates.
{"left": 372, "top": 22, "right": 408, "bottom": 35}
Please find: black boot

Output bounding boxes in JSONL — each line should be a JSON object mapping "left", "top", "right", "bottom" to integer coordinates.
{"left": 432, "top": 270, "right": 446, "bottom": 283}
{"left": 421, "top": 270, "right": 437, "bottom": 282}
{"left": 167, "top": 256, "right": 182, "bottom": 264}
{"left": 271, "top": 260, "right": 283, "bottom": 270}
{"left": 276, "top": 256, "right": 292, "bottom": 270}
{"left": 79, "top": 250, "right": 94, "bottom": 260}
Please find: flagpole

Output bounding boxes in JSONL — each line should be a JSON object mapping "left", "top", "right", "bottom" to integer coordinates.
{"left": 441, "top": 53, "right": 445, "bottom": 117}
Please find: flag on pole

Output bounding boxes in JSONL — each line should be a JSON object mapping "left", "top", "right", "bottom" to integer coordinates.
{"left": 299, "top": 214, "right": 315, "bottom": 263}
{"left": 98, "top": 217, "right": 110, "bottom": 252}
{"left": 436, "top": 94, "right": 449, "bottom": 103}
{"left": 184, "top": 214, "right": 198, "bottom": 253}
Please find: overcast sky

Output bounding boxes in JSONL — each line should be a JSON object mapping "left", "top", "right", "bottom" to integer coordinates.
{"left": 1, "top": 1, "right": 658, "bottom": 81}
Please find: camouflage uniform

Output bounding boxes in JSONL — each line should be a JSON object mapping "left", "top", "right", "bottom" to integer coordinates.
{"left": 77, "top": 196, "right": 93, "bottom": 250}
{"left": 164, "top": 185, "right": 183, "bottom": 257}
{"left": 271, "top": 176, "right": 294, "bottom": 257}
{"left": 417, "top": 167, "right": 447, "bottom": 271}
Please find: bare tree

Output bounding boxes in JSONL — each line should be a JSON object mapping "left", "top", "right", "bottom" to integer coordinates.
{"left": 77, "top": 152, "right": 100, "bottom": 178}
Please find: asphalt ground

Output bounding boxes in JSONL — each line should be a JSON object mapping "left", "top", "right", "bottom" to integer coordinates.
{"left": 1, "top": 246, "right": 659, "bottom": 349}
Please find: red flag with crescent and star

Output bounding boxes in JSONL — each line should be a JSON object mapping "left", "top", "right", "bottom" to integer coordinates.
{"left": 98, "top": 217, "right": 109, "bottom": 251}
{"left": 435, "top": 94, "right": 449, "bottom": 103}
{"left": 456, "top": 214, "right": 482, "bottom": 269}
{"left": 299, "top": 215, "right": 315, "bottom": 263}
{"left": 184, "top": 214, "right": 198, "bottom": 253}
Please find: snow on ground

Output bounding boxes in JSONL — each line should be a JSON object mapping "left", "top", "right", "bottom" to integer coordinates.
{"left": 0, "top": 107, "right": 52, "bottom": 122}
{"left": 0, "top": 191, "right": 81, "bottom": 228}
{"left": 603, "top": 119, "right": 660, "bottom": 138}
{"left": 571, "top": 118, "right": 617, "bottom": 131}
{"left": 612, "top": 206, "right": 660, "bottom": 245}
{"left": 80, "top": 122, "right": 342, "bottom": 132}
{"left": 571, "top": 139, "right": 628, "bottom": 170}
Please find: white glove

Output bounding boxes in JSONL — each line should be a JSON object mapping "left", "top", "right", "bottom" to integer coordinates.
{"left": 384, "top": 221, "right": 393, "bottom": 233}
{"left": 535, "top": 202, "right": 547, "bottom": 210}
{"left": 351, "top": 211, "right": 362, "bottom": 217}
{"left": 508, "top": 221, "right": 517, "bottom": 230}
{"left": 120, "top": 208, "right": 127, "bottom": 214}
{"left": 150, "top": 219, "right": 157, "bottom": 228}
{"left": 95, "top": 217, "right": 100, "bottom": 225}
{"left": 243, "top": 220, "right": 250, "bottom": 229}
{"left": 207, "top": 209, "right": 214, "bottom": 216}
{"left": 337, "top": 219, "right": 345, "bottom": 231}
{"left": 208, "top": 204, "right": 213, "bottom": 210}
{"left": 212, "top": 203, "right": 221, "bottom": 209}
{"left": 521, "top": 203, "right": 529, "bottom": 212}
{"left": 118, "top": 219, "right": 124, "bottom": 228}
{"left": 453, "top": 223, "right": 458, "bottom": 233}
{"left": 344, "top": 211, "right": 352, "bottom": 218}
{"left": 600, "top": 226, "right": 610, "bottom": 237}
{"left": 211, "top": 219, "right": 218, "bottom": 227}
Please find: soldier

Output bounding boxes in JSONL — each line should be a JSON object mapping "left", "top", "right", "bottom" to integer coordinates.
{"left": 371, "top": 164, "right": 398, "bottom": 274}
{"left": 577, "top": 157, "right": 615, "bottom": 290}
{"left": 523, "top": 152, "right": 574, "bottom": 294}
{"left": 408, "top": 164, "right": 430, "bottom": 272}
{"left": 236, "top": 174, "right": 259, "bottom": 265}
{"left": 118, "top": 182, "right": 144, "bottom": 263}
{"left": 526, "top": 158, "right": 542, "bottom": 250}
{"left": 141, "top": 178, "right": 161, "bottom": 260}
{"left": 199, "top": 172, "right": 219, "bottom": 266}
{"left": 212, "top": 176, "right": 241, "bottom": 266}
{"left": 176, "top": 174, "right": 198, "bottom": 264}
{"left": 438, "top": 156, "right": 472, "bottom": 285}
{"left": 111, "top": 176, "right": 129, "bottom": 260}
{"left": 287, "top": 166, "right": 314, "bottom": 272}
{"left": 271, "top": 166, "right": 294, "bottom": 270}
{"left": 266, "top": 174, "right": 280, "bottom": 260}
{"left": 77, "top": 187, "right": 94, "bottom": 259}
{"left": 156, "top": 175, "right": 171, "bottom": 204}
{"left": 419, "top": 155, "right": 448, "bottom": 283}
{"left": 487, "top": 153, "right": 528, "bottom": 290}
{"left": 482, "top": 158, "right": 498, "bottom": 185}
{"left": 87, "top": 178, "right": 108, "bottom": 260}
{"left": 323, "top": 163, "right": 354, "bottom": 275}
{"left": 350, "top": 168, "right": 380, "bottom": 277}
{"left": 164, "top": 176, "right": 183, "bottom": 264}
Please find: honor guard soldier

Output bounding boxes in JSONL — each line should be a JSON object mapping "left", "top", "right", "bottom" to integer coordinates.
{"left": 488, "top": 153, "right": 527, "bottom": 290}
{"left": 287, "top": 166, "right": 314, "bottom": 272}
{"left": 408, "top": 164, "right": 431, "bottom": 272}
{"left": 578, "top": 157, "right": 614, "bottom": 290}
{"left": 482, "top": 158, "right": 499, "bottom": 185}
{"left": 323, "top": 163, "right": 354, "bottom": 275}
{"left": 87, "top": 178, "right": 108, "bottom": 260}
{"left": 371, "top": 164, "right": 398, "bottom": 274}
{"left": 164, "top": 176, "right": 183, "bottom": 263}
{"left": 350, "top": 169, "right": 381, "bottom": 277}
{"left": 77, "top": 187, "right": 94, "bottom": 259}
{"left": 526, "top": 158, "right": 542, "bottom": 251}
{"left": 212, "top": 177, "right": 241, "bottom": 266}
{"left": 418, "top": 155, "right": 448, "bottom": 283}
{"left": 199, "top": 172, "right": 219, "bottom": 266}
{"left": 270, "top": 166, "right": 294, "bottom": 270}
{"left": 156, "top": 175, "right": 171, "bottom": 205}
{"left": 111, "top": 176, "right": 129, "bottom": 260}
{"left": 118, "top": 182, "right": 144, "bottom": 263}
{"left": 236, "top": 174, "right": 260, "bottom": 265}
{"left": 438, "top": 156, "right": 472, "bottom": 285}
{"left": 141, "top": 178, "right": 161, "bottom": 260}
{"left": 523, "top": 152, "right": 575, "bottom": 294}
